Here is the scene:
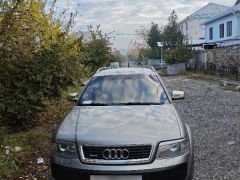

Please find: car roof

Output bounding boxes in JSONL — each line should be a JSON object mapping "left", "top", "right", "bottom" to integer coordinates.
{"left": 94, "top": 67, "right": 156, "bottom": 77}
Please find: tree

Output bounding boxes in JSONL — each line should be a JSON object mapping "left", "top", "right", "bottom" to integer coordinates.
{"left": 134, "top": 11, "right": 191, "bottom": 64}
{"left": 134, "top": 28, "right": 148, "bottom": 48}
{"left": 147, "top": 22, "right": 161, "bottom": 49}
{"left": 0, "top": 0, "right": 81, "bottom": 128}
{"left": 162, "top": 10, "right": 184, "bottom": 49}
{"left": 80, "top": 25, "right": 112, "bottom": 72}
{"left": 164, "top": 45, "right": 192, "bottom": 64}
{"left": 138, "top": 48, "right": 148, "bottom": 62}
{"left": 127, "top": 48, "right": 138, "bottom": 61}
{"left": 111, "top": 50, "right": 126, "bottom": 64}
{"left": 161, "top": 10, "right": 191, "bottom": 64}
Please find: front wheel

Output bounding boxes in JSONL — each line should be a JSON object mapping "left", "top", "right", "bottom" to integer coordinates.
{"left": 186, "top": 157, "right": 194, "bottom": 180}
{"left": 186, "top": 124, "right": 195, "bottom": 180}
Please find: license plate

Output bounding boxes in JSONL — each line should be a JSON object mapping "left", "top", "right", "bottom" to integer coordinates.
{"left": 90, "top": 175, "right": 142, "bottom": 180}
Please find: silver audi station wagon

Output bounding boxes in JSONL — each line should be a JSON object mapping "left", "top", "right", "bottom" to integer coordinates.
{"left": 51, "top": 67, "right": 194, "bottom": 180}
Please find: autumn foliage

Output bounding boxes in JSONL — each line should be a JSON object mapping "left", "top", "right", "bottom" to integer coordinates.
{"left": 0, "top": 0, "right": 112, "bottom": 129}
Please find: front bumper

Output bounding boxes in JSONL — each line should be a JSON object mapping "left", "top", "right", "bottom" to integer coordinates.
{"left": 52, "top": 163, "right": 187, "bottom": 180}
{"left": 51, "top": 153, "right": 191, "bottom": 180}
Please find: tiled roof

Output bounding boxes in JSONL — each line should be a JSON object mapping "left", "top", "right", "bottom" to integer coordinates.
{"left": 204, "top": 3, "right": 240, "bottom": 25}
{"left": 179, "top": 3, "right": 229, "bottom": 24}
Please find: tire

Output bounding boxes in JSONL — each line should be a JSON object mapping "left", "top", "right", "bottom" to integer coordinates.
{"left": 187, "top": 155, "right": 194, "bottom": 180}
{"left": 186, "top": 124, "right": 195, "bottom": 180}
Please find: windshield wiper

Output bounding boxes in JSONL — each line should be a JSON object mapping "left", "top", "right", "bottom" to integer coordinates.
{"left": 79, "top": 103, "right": 110, "bottom": 106}
{"left": 120, "top": 102, "right": 160, "bottom": 105}
{"left": 79, "top": 102, "right": 161, "bottom": 106}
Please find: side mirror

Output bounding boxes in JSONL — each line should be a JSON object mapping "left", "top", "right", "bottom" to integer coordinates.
{"left": 172, "top": 91, "right": 185, "bottom": 100}
{"left": 67, "top": 93, "right": 78, "bottom": 102}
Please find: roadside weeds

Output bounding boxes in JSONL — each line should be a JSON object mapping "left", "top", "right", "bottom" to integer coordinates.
{"left": 0, "top": 85, "right": 82, "bottom": 179}
{"left": 166, "top": 71, "right": 240, "bottom": 93}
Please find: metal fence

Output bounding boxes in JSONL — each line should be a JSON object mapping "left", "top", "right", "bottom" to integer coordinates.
{"left": 186, "top": 62, "right": 240, "bottom": 81}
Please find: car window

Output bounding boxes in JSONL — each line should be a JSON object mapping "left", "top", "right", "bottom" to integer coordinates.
{"left": 78, "top": 74, "right": 169, "bottom": 106}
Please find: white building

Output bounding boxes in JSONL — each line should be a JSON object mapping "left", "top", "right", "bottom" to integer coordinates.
{"left": 179, "top": 3, "right": 229, "bottom": 45}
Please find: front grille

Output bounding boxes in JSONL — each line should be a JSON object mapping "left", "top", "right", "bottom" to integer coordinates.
{"left": 81, "top": 145, "right": 152, "bottom": 160}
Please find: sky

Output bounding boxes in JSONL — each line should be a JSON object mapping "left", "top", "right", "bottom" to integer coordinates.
{"left": 55, "top": 0, "right": 236, "bottom": 50}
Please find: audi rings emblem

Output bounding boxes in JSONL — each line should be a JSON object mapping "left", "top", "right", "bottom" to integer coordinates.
{"left": 102, "top": 149, "right": 129, "bottom": 160}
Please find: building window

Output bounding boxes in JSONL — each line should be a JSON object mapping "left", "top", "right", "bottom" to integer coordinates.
{"left": 209, "top": 27, "right": 213, "bottom": 40}
{"left": 227, "top": 21, "right": 232, "bottom": 37}
{"left": 220, "top": 24, "right": 224, "bottom": 38}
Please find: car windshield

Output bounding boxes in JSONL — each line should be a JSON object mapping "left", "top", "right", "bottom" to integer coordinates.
{"left": 78, "top": 74, "right": 169, "bottom": 106}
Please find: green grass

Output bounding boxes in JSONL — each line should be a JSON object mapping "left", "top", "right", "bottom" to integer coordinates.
{"left": 61, "top": 84, "right": 84, "bottom": 100}
{"left": 179, "top": 71, "right": 240, "bottom": 93}
{"left": 179, "top": 72, "right": 222, "bottom": 83}
{"left": 178, "top": 71, "right": 194, "bottom": 77}
{"left": 0, "top": 154, "right": 21, "bottom": 178}
{"left": 0, "top": 131, "right": 52, "bottom": 179}
{"left": 0, "top": 85, "right": 84, "bottom": 179}
{"left": 223, "top": 85, "right": 240, "bottom": 92}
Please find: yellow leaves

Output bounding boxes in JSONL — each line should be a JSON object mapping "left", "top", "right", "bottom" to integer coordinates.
{"left": 0, "top": 0, "right": 74, "bottom": 54}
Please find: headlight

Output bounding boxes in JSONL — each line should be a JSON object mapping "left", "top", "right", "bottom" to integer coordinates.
{"left": 51, "top": 142, "right": 78, "bottom": 159}
{"left": 156, "top": 139, "right": 190, "bottom": 159}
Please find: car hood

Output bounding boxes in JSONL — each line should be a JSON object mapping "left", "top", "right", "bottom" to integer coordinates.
{"left": 56, "top": 105, "right": 182, "bottom": 145}
{"left": 56, "top": 104, "right": 181, "bottom": 145}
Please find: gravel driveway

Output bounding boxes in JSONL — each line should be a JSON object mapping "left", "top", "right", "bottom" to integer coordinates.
{"left": 162, "top": 76, "right": 240, "bottom": 180}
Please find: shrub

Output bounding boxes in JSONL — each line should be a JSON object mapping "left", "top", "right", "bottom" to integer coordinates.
{"left": 0, "top": 127, "right": 5, "bottom": 145}
{"left": 0, "top": 1, "right": 112, "bottom": 130}
{"left": 147, "top": 48, "right": 160, "bottom": 59}
{"left": 0, "top": 0, "right": 81, "bottom": 129}
{"left": 164, "top": 45, "right": 192, "bottom": 64}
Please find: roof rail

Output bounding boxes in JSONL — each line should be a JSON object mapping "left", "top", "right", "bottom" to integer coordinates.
{"left": 96, "top": 67, "right": 110, "bottom": 73}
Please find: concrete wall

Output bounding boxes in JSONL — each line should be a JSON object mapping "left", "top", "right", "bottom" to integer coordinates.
{"left": 196, "top": 51, "right": 208, "bottom": 64}
{"left": 205, "top": 14, "right": 238, "bottom": 43}
{"left": 167, "top": 63, "right": 186, "bottom": 75}
{"left": 148, "top": 59, "right": 160, "bottom": 66}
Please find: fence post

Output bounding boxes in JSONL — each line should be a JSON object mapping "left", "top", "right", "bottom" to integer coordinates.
{"left": 236, "top": 66, "right": 239, "bottom": 81}
{"left": 221, "top": 64, "right": 224, "bottom": 78}
{"left": 210, "top": 63, "right": 212, "bottom": 75}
